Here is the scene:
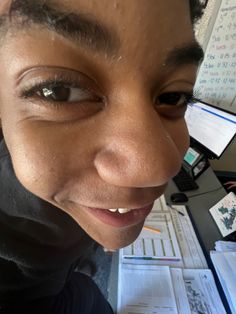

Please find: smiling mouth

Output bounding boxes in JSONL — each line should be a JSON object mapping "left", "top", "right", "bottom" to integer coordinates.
{"left": 85, "top": 203, "right": 154, "bottom": 228}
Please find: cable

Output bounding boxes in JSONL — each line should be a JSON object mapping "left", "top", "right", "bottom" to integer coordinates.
{"left": 187, "top": 185, "right": 225, "bottom": 199}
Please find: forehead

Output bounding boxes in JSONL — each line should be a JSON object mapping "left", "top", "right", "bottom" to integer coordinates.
{"left": 2, "top": 0, "right": 194, "bottom": 50}
{"left": 0, "top": 0, "right": 203, "bottom": 83}
{"left": 58, "top": 0, "right": 192, "bottom": 35}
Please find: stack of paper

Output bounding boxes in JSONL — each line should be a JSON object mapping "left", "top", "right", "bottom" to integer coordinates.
{"left": 211, "top": 250, "right": 236, "bottom": 314}
{"left": 215, "top": 240, "right": 236, "bottom": 252}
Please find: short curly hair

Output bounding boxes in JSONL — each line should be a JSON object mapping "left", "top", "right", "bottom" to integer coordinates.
{"left": 190, "top": 0, "right": 208, "bottom": 24}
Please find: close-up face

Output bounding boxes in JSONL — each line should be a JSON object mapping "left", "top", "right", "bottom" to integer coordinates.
{"left": 0, "top": 0, "right": 203, "bottom": 249}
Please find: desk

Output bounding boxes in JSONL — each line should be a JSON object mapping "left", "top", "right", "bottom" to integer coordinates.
{"left": 108, "top": 167, "right": 232, "bottom": 313}
{"left": 166, "top": 167, "right": 226, "bottom": 254}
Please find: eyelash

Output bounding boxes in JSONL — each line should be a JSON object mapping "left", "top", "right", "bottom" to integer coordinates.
{"left": 157, "top": 91, "right": 194, "bottom": 107}
{"left": 22, "top": 79, "right": 74, "bottom": 98}
{"left": 20, "top": 77, "right": 101, "bottom": 104}
{"left": 20, "top": 77, "right": 194, "bottom": 108}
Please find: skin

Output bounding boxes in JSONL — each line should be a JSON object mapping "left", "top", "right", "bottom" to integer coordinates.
{"left": 0, "top": 0, "right": 199, "bottom": 249}
{"left": 224, "top": 181, "right": 236, "bottom": 189}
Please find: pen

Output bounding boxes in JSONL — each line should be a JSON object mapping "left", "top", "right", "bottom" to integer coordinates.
{"left": 143, "top": 226, "right": 161, "bottom": 234}
{"left": 123, "top": 256, "right": 181, "bottom": 261}
{"left": 168, "top": 204, "right": 185, "bottom": 216}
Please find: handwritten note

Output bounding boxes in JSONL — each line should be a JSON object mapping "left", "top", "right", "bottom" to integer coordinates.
{"left": 194, "top": 0, "right": 236, "bottom": 113}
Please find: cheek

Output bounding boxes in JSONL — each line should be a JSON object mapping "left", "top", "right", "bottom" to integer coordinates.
{"left": 4, "top": 126, "right": 71, "bottom": 200}
{"left": 178, "top": 122, "right": 190, "bottom": 154}
{"left": 165, "top": 118, "right": 190, "bottom": 157}
{"left": 12, "top": 141, "right": 63, "bottom": 199}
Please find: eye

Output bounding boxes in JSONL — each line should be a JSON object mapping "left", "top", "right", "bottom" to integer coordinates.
{"left": 18, "top": 69, "right": 105, "bottom": 120}
{"left": 36, "top": 84, "right": 99, "bottom": 103}
{"left": 158, "top": 92, "right": 193, "bottom": 107}
{"left": 20, "top": 78, "right": 102, "bottom": 105}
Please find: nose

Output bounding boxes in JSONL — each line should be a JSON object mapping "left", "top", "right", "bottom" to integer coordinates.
{"left": 94, "top": 93, "right": 187, "bottom": 188}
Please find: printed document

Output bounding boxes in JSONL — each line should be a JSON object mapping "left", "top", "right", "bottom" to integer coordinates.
{"left": 183, "top": 269, "right": 226, "bottom": 314}
{"left": 171, "top": 269, "right": 191, "bottom": 314}
{"left": 209, "top": 192, "right": 236, "bottom": 237}
{"left": 170, "top": 205, "right": 208, "bottom": 268}
{"left": 117, "top": 264, "right": 178, "bottom": 314}
{"left": 121, "top": 212, "right": 182, "bottom": 263}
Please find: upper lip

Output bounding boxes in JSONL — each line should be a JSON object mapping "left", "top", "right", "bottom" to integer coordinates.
{"left": 85, "top": 200, "right": 156, "bottom": 211}
{"left": 63, "top": 187, "right": 166, "bottom": 211}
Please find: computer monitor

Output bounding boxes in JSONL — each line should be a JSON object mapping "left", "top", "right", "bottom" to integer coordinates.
{"left": 184, "top": 99, "right": 236, "bottom": 159}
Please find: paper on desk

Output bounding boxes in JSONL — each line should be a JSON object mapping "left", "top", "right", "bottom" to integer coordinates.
{"left": 170, "top": 269, "right": 191, "bottom": 314}
{"left": 210, "top": 251, "right": 236, "bottom": 314}
{"left": 183, "top": 269, "right": 226, "bottom": 314}
{"left": 209, "top": 192, "right": 236, "bottom": 237}
{"left": 170, "top": 205, "right": 208, "bottom": 269}
{"left": 121, "top": 212, "right": 182, "bottom": 263}
{"left": 117, "top": 264, "right": 178, "bottom": 314}
{"left": 215, "top": 240, "right": 236, "bottom": 252}
{"left": 151, "top": 195, "right": 169, "bottom": 212}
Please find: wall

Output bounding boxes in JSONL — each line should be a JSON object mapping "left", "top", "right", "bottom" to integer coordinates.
{"left": 194, "top": 0, "right": 236, "bottom": 172}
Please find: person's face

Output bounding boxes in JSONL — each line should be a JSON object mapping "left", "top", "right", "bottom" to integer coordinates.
{"left": 0, "top": 0, "right": 201, "bottom": 249}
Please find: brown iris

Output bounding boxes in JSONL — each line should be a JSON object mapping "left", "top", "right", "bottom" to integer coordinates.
{"left": 40, "top": 86, "right": 71, "bottom": 101}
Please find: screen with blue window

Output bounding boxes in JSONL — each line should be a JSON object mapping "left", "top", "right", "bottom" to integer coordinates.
{"left": 185, "top": 100, "right": 236, "bottom": 158}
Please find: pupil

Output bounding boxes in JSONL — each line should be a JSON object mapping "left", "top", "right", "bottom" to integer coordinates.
{"left": 159, "top": 93, "right": 181, "bottom": 105}
{"left": 42, "top": 86, "right": 70, "bottom": 101}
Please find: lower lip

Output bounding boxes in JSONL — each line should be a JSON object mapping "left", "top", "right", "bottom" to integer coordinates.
{"left": 86, "top": 204, "right": 154, "bottom": 228}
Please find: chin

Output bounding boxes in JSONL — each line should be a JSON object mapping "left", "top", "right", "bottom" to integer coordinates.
{"left": 98, "top": 221, "right": 144, "bottom": 251}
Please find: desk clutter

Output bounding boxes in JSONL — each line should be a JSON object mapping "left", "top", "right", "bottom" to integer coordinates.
{"left": 117, "top": 196, "right": 228, "bottom": 314}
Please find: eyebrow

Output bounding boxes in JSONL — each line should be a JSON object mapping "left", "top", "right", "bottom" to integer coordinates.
{"left": 165, "top": 42, "right": 204, "bottom": 67}
{"left": 7, "top": 0, "right": 120, "bottom": 55}
{"left": 3, "top": 0, "right": 204, "bottom": 66}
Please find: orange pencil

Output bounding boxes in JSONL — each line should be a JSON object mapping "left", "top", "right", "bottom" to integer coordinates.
{"left": 143, "top": 225, "right": 161, "bottom": 234}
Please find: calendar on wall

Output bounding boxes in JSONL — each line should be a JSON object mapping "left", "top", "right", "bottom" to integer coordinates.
{"left": 194, "top": 0, "right": 236, "bottom": 114}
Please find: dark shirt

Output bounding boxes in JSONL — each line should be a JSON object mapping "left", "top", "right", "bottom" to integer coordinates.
{"left": 0, "top": 139, "right": 94, "bottom": 305}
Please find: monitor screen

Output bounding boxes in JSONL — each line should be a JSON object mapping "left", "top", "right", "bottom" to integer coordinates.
{"left": 185, "top": 100, "right": 236, "bottom": 158}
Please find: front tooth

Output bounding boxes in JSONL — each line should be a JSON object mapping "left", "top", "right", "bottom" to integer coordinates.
{"left": 118, "top": 208, "right": 131, "bottom": 214}
{"left": 108, "top": 208, "right": 118, "bottom": 212}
